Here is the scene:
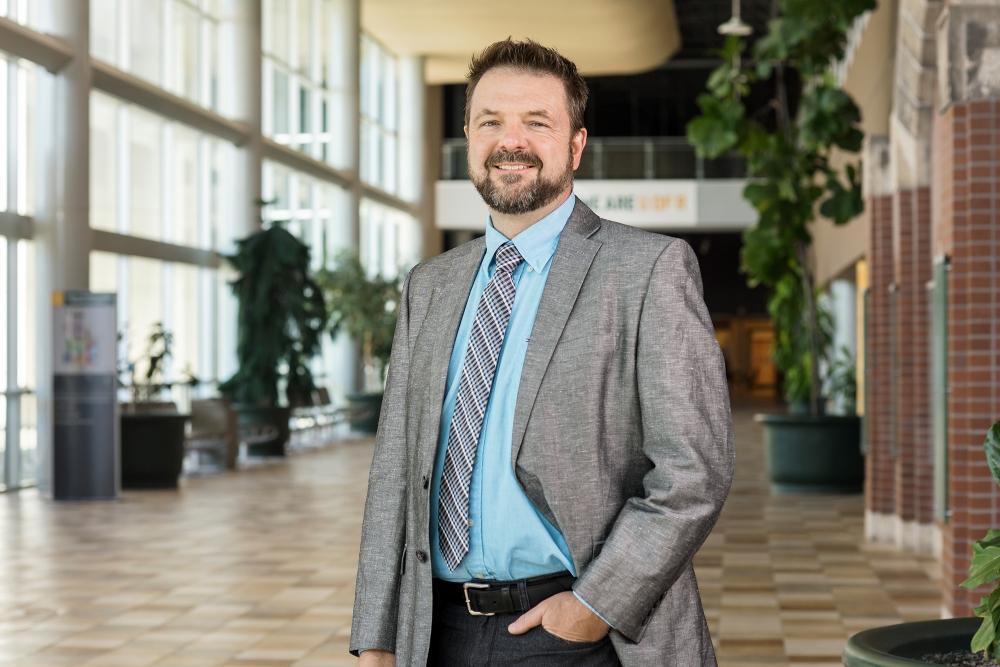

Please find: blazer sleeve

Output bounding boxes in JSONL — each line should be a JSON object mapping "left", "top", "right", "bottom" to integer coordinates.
{"left": 349, "top": 266, "right": 416, "bottom": 656}
{"left": 571, "top": 238, "right": 735, "bottom": 643}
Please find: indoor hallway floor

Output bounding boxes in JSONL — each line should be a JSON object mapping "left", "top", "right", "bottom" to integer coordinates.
{"left": 0, "top": 402, "right": 942, "bottom": 666}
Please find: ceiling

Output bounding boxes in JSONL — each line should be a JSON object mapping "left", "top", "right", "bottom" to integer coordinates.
{"left": 361, "top": 0, "right": 682, "bottom": 84}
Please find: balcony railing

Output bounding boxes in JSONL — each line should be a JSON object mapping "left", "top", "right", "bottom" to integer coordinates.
{"left": 441, "top": 137, "right": 747, "bottom": 181}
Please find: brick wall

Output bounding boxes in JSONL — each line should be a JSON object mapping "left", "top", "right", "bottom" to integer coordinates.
{"left": 935, "top": 100, "right": 1000, "bottom": 616}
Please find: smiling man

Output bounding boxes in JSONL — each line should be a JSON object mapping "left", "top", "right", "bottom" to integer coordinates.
{"left": 351, "top": 39, "right": 734, "bottom": 667}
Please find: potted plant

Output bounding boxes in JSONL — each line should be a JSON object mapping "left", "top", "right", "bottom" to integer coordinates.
{"left": 119, "top": 322, "right": 189, "bottom": 488}
{"left": 219, "top": 207, "right": 328, "bottom": 456}
{"left": 843, "top": 421, "right": 1000, "bottom": 666}
{"left": 687, "top": 0, "right": 872, "bottom": 493}
{"left": 315, "top": 250, "right": 402, "bottom": 434}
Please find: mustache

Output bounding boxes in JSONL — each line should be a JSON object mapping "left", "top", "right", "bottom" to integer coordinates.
{"left": 487, "top": 150, "right": 542, "bottom": 168}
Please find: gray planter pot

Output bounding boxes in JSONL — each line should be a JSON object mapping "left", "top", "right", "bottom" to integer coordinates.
{"left": 346, "top": 392, "right": 383, "bottom": 434}
{"left": 234, "top": 404, "right": 291, "bottom": 457}
{"left": 755, "top": 412, "right": 863, "bottom": 493}
{"left": 843, "top": 618, "right": 981, "bottom": 666}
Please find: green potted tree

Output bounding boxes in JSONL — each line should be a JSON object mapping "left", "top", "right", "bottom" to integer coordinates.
{"left": 687, "top": 0, "right": 871, "bottom": 493}
{"left": 119, "top": 322, "right": 189, "bottom": 488}
{"left": 843, "top": 421, "right": 1000, "bottom": 666}
{"left": 219, "top": 208, "right": 328, "bottom": 456}
{"left": 315, "top": 250, "right": 402, "bottom": 434}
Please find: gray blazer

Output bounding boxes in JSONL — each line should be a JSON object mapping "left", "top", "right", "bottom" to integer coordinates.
{"left": 350, "top": 199, "right": 734, "bottom": 666}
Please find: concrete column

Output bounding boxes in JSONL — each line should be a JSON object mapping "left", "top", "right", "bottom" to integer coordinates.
{"left": 32, "top": 0, "right": 93, "bottom": 494}
{"left": 423, "top": 82, "right": 444, "bottom": 259}
{"left": 220, "top": 0, "right": 262, "bottom": 238}
{"left": 329, "top": 0, "right": 362, "bottom": 394}
{"left": 332, "top": 0, "right": 361, "bottom": 248}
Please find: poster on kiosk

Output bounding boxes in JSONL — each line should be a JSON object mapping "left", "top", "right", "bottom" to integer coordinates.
{"left": 52, "top": 291, "right": 118, "bottom": 500}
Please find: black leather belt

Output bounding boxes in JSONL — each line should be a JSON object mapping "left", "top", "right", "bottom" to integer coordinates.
{"left": 433, "top": 571, "right": 575, "bottom": 616}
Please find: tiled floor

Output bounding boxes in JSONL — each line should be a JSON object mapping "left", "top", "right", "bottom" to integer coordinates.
{"left": 0, "top": 401, "right": 942, "bottom": 666}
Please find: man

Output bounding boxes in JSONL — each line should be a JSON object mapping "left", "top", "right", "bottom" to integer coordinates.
{"left": 351, "top": 39, "right": 734, "bottom": 667}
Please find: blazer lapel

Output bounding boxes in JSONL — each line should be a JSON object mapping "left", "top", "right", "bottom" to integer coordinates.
{"left": 417, "top": 238, "right": 485, "bottom": 465}
{"left": 510, "top": 200, "right": 602, "bottom": 468}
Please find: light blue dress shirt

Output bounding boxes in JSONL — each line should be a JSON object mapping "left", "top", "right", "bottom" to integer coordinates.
{"left": 429, "top": 193, "right": 578, "bottom": 583}
{"left": 427, "top": 193, "right": 610, "bottom": 626}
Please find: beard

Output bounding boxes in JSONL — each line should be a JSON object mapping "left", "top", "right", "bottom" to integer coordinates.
{"left": 470, "top": 147, "right": 574, "bottom": 215}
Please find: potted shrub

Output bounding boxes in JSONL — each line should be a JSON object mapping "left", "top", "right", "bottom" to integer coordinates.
{"left": 687, "top": 0, "right": 872, "bottom": 493}
{"left": 119, "top": 322, "right": 189, "bottom": 488}
{"left": 843, "top": 421, "right": 1000, "bottom": 666}
{"left": 315, "top": 250, "right": 402, "bottom": 434}
{"left": 219, "top": 209, "right": 328, "bottom": 456}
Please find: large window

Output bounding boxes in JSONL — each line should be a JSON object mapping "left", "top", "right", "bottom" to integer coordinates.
{"left": 2, "top": 0, "right": 426, "bottom": 494}
{"left": 90, "top": 91, "right": 236, "bottom": 251}
{"left": 90, "top": 252, "right": 225, "bottom": 401}
{"left": 90, "top": 0, "right": 222, "bottom": 113}
{"left": 89, "top": 88, "right": 237, "bottom": 400}
{"left": 360, "top": 198, "right": 420, "bottom": 280}
{"left": 0, "top": 0, "right": 39, "bottom": 29}
{"left": 262, "top": 160, "right": 355, "bottom": 400}
{"left": 262, "top": 0, "right": 349, "bottom": 167}
{"left": 360, "top": 35, "right": 399, "bottom": 194}
{"left": 0, "top": 52, "right": 40, "bottom": 490}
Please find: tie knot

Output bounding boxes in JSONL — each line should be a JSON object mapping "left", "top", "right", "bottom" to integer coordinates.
{"left": 494, "top": 242, "right": 523, "bottom": 274}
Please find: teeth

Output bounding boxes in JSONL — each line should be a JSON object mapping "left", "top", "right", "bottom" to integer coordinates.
{"left": 496, "top": 165, "right": 531, "bottom": 170}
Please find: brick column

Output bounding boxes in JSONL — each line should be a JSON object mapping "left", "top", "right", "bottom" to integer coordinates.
{"left": 934, "top": 1, "right": 1000, "bottom": 613}
{"left": 937, "top": 98, "right": 1000, "bottom": 616}
{"left": 866, "top": 185, "right": 897, "bottom": 529}
{"left": 892, "top": 187, "right": 935, "bottom": 531}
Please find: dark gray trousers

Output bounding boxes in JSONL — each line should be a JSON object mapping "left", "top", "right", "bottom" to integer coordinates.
{"left": 426, "top": 594, "right": 622, "bottom": 666}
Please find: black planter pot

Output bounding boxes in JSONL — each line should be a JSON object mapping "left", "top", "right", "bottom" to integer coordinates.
{"left": 120, "top": 412, "right": 189, "bottom": 489}
{"left": 755, "top": 412, "right": 863, "bottom": 493}
{"left": 346, "top": 392, "right": 383, "bottom": 434}
{"left": 843, "top": 618, "right": 981, "bottom": 666}
{"left": 234, "top": 404, "right": 291, "bottom": 457}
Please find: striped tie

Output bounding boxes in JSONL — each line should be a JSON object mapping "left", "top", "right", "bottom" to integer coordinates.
{"left": 438, "top": 241, "right": 524, "bottom": 570}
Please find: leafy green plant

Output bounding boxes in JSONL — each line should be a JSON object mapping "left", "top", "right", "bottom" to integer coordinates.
{"left": 219, "top": 213, "right": 328, "bottom": 407}
{"left": 961, "top": 421, "right": 1000, "bottom": 659}
{"left": 119, "top": 322, "right": 174, "bottom": 404}
{"left": 315, "top": 250, "right": 401, "bottom": 391}
{"left": 686, "top": 0, "right": 873, "bottom": 414}
{"left": 824, "top": 345, "right": 857, "bottom": 415}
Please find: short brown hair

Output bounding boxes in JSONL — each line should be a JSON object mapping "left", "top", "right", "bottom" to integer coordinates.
{"left": 465, "top": 38, "right": 589, "bottom": 132}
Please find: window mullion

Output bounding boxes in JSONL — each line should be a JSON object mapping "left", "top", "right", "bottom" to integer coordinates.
{"left": 6, "top": 238, "right": 19, "bottom": 488}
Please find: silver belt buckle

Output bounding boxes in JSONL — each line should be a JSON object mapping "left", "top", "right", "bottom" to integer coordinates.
{"left": 463, "top": 582, "right": 494, "bottom": 616}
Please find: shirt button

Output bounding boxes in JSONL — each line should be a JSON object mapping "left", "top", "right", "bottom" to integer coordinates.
{"left": 467, "top": 518, "right": 474, "bottom": 526}
{"left": 527, "top": 266, "right": 534, "bottom": 272}
{"left": 422, "top": 475, "right": 429, "bottom": 490}
{"left": 416, "top": 550, "right": 428, "bottom": 563}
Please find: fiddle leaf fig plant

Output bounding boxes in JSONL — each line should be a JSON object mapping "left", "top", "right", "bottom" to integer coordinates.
{"left": 686, "top": 0, "right": 873, "bottom": 414}
{"left": 964, "top": 421, "right": 1000, "bottom": 660}
{"left": 219, "top": 211, "right": 328, "bottom": 407}
{"left": 315, "top": 250, "right": 401, "bottom": 392}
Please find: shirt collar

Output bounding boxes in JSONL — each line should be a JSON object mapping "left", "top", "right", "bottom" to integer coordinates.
{"left": 483, "top": 193, "right": 576, "bottom": 274}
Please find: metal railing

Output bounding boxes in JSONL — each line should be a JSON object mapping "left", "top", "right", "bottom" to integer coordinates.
{"left": 441, "top": 137, "right": 747, "bottom": 181}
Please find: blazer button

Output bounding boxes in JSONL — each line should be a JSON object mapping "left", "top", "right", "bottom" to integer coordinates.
{"left": 422, "top": 475, "right": 429, "bottom": 490}
{"left": 416, "top": 550, "right": 428, "bottom": 563}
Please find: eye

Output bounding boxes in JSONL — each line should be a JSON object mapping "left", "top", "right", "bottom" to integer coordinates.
{"left": 480, "top": 120, "right": 499, "bottom": 127}
{"left": 528, "top": 121, "right": 548, "bottom": 128}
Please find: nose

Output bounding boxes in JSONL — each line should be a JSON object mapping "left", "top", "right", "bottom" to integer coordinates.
{"left": 497, "top": 122, "right": 529, "bottom": 151}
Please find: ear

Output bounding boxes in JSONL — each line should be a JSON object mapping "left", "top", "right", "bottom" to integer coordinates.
{"left": 570, "top": 127, "right": 588, "bottom": 171}
{"left": 464, "top": 125, "right": 469, "bottom": 139}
